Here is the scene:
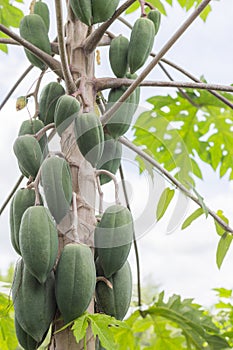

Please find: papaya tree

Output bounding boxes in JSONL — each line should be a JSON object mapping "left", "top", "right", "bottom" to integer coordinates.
{"left": 1, "top": 0, "right": 233, "bottom": 349}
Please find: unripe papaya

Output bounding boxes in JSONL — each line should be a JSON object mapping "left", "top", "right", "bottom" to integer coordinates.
{"left": 55, "top": 243, "right": 96, "bottom": 324}
{"left": 74, "top": 112, "right": 104, "bottom": 167}
{"left": 13, "top": 135, "right": 43, "bottom": 178}
{"left": 128, "top": 17, "right": 155, "bottom": 74}
{"left": 40, "top": 156, "right": 73, "bottom": 224}
{"left": 10, "top": 188, "right": 37, "bottom": 255}
{"left": 147, "top": 9, "right": 161, "bottom": 36}
{"left": 95, "top": 260, "right": 132, "bottom": 320}
{"left": 19, "top": 14, "right": 52, "bottom": 70}
{"left": 39, "top": 82, "right": 65, "bottom": 125}
{"left": 18, "top": 118, "right": 48, "bottom": 157}
{"left": 12, "top": 259, "right": 56, "bottom": 343}
{"left": 96, "top": 134, "right": 122, "bottom": 185}
{"left": 33, "top": 1, "right": 50, "bottom": 33}
{"left": 70, "top": 0, "right": 92, "bottom": 26}
{"left": 15, "top": 316, "right": 46, "bottom": 350}
{"left": 54, "top": 95, "right": 80, "bottom": 136}
{"left": 109, "top": 35, "right": 129, "bottom": 78}
{"left": 106, "top": 87, "right": 137, "bottom": 139}
{"left": 92, "top": 0, "right": 120, "bottom": 24}
{"left": 94, "top": 205, "right": 133, "bottom": 278}
{"left": 19, "top": 206, "right": 58, "bottom": 284}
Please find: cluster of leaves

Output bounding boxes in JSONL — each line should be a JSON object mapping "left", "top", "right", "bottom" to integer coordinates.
{"left": 126, "top": 0, "right": 212, "bottom": 21}
{"left": 0, "top": 0, "right": 24, "bottom": 53}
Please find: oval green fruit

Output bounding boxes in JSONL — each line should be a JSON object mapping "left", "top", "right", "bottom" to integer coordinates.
{"left": 147, "top": 9, "right": 161, "bottom": 36}
{"left": 33, "top": 1, "right": 50, "bottom": 33}
{"left": 96, "top": 260, "right": 132, "bottom": 320}
{"left": 70, "top": 0, "right": 92, "bottom": 26}
{"left": 54, "top": 95, "right": 80, "bottom": 136}
{"left": 40, "top": 156, "right": 73, "bottom": 224}
{"left": 19, "top": 14, "right": 52, "bottom": 70}
{"left": 94, "top": 204, "right": 133, "bottom": 278}
{"left": 39, "top": 82, "right": 65, "bottom": 125}
{"left": 13, "top": 135, "right": 43, "bottom": 178}
{"left": 12, "top": 259, "right": 56, "bottom": 343}
{"left": 75, "top": 112, "right": 104, "bottom": 167}
{"left": 15, "top": 316, "right": 46, "bottom": 350}
{"left": 10, "top": 188, "right": 37, "bottom": 255}
{"left": 109, "top": 35, "right": 129, "bottom": 78}
{"left": 19, "top": 206, "right": 58, "bottom": 284}
{"left": 55, "top": 243, "right": 96, "bottom": 324}
{"left": 128, "top": 17, "right": 155, "bottom": 74}
{"left": 92, "top": 0, "right": 120, "bottom": 24}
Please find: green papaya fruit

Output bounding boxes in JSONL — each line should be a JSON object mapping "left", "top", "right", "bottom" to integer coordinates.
{"left": 96, "top": 134, "right": 122, "bottom": 185}
{"left": 19, "top": 206, "right": 58, "bottom": 284}
{"left": 109, "top": 35, "right": 129, "bottom": 78}
{"left": 106, "top": 87, "right": 137, "bottom": 139}
{"left": 147, "top": 9, "right": 161, "bottom": 36}
{"left": 70, "top": 0, "right": 92, "bottom": 26}
{"left": 74, "top": 112, "right": 104, "bottom": 167}
{"left": 33, "top": 1, "right": 50, "bottom": 33}
{"left": 19, "top": 14, "right": 52, "bottom": 70}
{"left": 125, "top": 72, "right": 141, "bottom": 114}
{"left": 128, "top": 17, "right": 155, "bottom": 74}
{"left": 13, "top": 135, "right": 43, "bottom": 178}
{"left": 39, "top": 82, "right": 65, "bottom": 125}
{"left": 95, "top": 260, "right": 132, "bottom": 320}
{"left": 40, "top": 156, "right": 73, "bottom": 224}
{"left": 92, "top": 0, "right": 120, "bottom": 24}
{"left": 94, "top": 205, "right": 133, "bottom": 278}
{"left": 10, "top": 188, "right": 37, "bottom": 255}
{"left": 15, "top": 316, "right": 46, "bottom": 350}
{"left": 12, "top": 259, "right": 56, "bottom": 342}
{"left": 55, "top": 243, "right": 96, "bottom": 324}
{"left": 54, "top": 95, "right": 80, "bottom": 136}
{"left": 18, "top": 118, "right": 49, "bottom": 157}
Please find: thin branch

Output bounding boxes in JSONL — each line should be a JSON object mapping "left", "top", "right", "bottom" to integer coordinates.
{"left": 119, "top": 136, "right": 233, "bottom": 235}
{"left": 100, "top": 0, "right": 212, "bottom": 126}
{"left": 31, "top": 70, "right": 46, "bottom": 118}
{"left": 55, "top": 0, "right": 76, "bottom": 94}
{"left": 34, "top": 123, "right": 55, "bottom": 141}
{"left": 0, "top": 25, "right": 63, "bottom": 78}
{"left": 95, "top": 170, "right": 121, "bottom": 205}
{"left": 83, "top": 0, "right": 136, "bottom": 54}
{"left": 0, "top": 65, "right": 33, "bottom": 111}
{"left": 119, "top": 164, "right": 142, "bottom": 307}
{"left": 0, "top": 175, "right": 24, "bottom": 216}
{"left": 96, "top": 77, "right": 233, "bottom": 94}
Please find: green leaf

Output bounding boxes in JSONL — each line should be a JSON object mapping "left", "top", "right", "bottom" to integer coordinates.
{"left": 213, "top": 288, "right": 232, "bottom": 299}
{"left": 72, "top": 314, "right": 89, "bottom": 344}
{"left": 214, "top": 210, "right": 229, "bottom": 236}
{"left": 0, "top": 293, "right": 18, "bottom": 350}
{"left": 216, "top": 232, "right": 233, "bottom": 269}
{"left": 191, "top": 186, "right": 208, "bottom": 218}
{"left": 125, "top": 2, "right": 140, "bottom": 14}
{"left": 181, "top": 207, "right": 204, "bottom": 229}
{"left": 156, "top": 187, "right": 175, "bottom": 221}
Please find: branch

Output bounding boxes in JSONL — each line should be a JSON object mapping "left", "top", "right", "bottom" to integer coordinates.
{"left": 100, "top": 0, "right": 212, "bottom": 126}
{"left": 0, "top": 25, "right": 63, "bottom": 78}
{"left": 119, "top": 136, "right": 233, "bottom": 235}
{"left": 96, "top": 77, "right": 233, "bottom": 94}
{"left": 55, "top": 0, "right": 76, "bottom": 94}
{"left": 83, "top": 0, "right": 136, "bottom": 54}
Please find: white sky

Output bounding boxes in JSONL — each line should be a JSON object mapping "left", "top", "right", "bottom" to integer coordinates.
{"left": 0, "top": 0, "right": 233, "bottom": 307}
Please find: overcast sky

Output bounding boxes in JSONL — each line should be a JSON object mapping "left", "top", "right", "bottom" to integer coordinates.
{"left": 0, "top": 0, "right": 233, "bottom": 307}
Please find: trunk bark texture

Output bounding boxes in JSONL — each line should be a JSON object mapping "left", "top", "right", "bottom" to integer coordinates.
{"left": 50, "top": 5, "right": 97, "bottom": 350}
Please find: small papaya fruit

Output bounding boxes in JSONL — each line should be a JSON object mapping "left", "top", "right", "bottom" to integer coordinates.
{"left": 92, "top": 0, "right": 120, "bottom": 24}
{"left": 54, "top": 95, "right": 80, "bottom": 136}
{"left": 39, "top": 82, "right": 65, "bottom": 125}
{"left": 33, "top": 1, "right": 50, "bottom": 33}
{"left": 94, "top": 204, "right": 133, "bottom": 278}
{"left": 19, "top": 206, "right": 58, "bottom": 283}
{"left": 40, "top": 156, "right": 73, "bottom": 224}
{"left": 70, "top": 0, "right": 92, "bottom": 26}
{"left": 109, "top": 35, "right": 129, "bottom": 78}
{"left": 55, "top": 243, "right": 96, "bottom": 324}
{"left": 12, "top": 259, "right": 56, "bottom": 343}
{"left": 13, "top": 135, "right": 43, "bottom": 178}
{"left": 74, "top": 112, "right": 104, "bottom": 168}
{"left": 96, "top": 134, "right": 122, "bottom": 185}
{"left": 128, "top": 17, "right": 155, "bottom": 74}
{"left": 95, "top": 260, "right": 132, "bottom": 320}
{"left": 19, "top": 14, "right": 52, "bottom": 70}
{"left": 147, "top": 9, "right": 161, "bottom": 36}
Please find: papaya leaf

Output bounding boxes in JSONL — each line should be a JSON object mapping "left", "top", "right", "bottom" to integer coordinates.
{"left": 181, "top": 207, "right": 204, "bottom": 229}
{"left": 0, "top": 293, "right": 18, "bottom": 350}
{"left": 72, "top": 314, "right": 89, "bottom": 344}
{"left": 213, "top": 287, "right": 232, "bottom": 299}
{"left": 216, "top": 232, "right": 233, "bottom": 269}
{"left": 214, "top": 210, "right": 229, "bottom": 236}
{"left": 156, "top": 187, "right": 175, "bottom": 221}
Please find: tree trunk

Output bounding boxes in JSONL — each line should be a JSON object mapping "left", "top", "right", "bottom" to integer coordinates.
{"left": 50, "top": 5, "right": 96, "bottom": 350}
